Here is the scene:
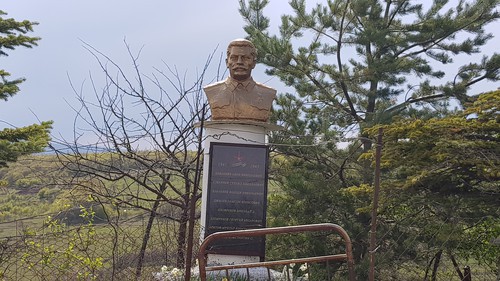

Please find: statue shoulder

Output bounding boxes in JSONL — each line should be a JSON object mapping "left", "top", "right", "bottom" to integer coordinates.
{"left": 255, "top": 82, "right": 277, "bottom": 95}
{"left": 203, "top": 80, "right": 227, "bottom": 98}
{"left": 204, "top": 80, "right": 226, "bottom": 91}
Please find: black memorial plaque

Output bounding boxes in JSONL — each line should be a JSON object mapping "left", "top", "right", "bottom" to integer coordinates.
{"left": 205, "top": 142, "right": 269, "bottom": 257}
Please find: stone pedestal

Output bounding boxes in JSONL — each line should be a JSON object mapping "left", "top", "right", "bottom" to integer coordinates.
{"left": 198, "top": 120, "right": 281, "bottom": 266}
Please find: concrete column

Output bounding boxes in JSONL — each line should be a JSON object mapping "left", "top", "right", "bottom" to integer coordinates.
{"left": 198, "top": 121, "right": 280, "bottom": 266}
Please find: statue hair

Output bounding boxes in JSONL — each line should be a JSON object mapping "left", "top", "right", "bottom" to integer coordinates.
{"left": 227, "top": 39, "right": 257, "bottom": 61}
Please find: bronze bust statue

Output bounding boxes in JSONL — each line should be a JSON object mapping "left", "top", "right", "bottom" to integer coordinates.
{"left": 204, "top": 39, "right": 276, "bottom": 122}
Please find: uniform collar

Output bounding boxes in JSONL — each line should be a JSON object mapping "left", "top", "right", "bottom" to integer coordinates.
{"left": 226, "top": 76, "right": 256, "bottom": 92}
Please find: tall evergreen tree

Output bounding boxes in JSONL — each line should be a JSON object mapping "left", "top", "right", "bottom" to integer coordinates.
{"left": 361, "top": 90, "right": 500, "bottom": 278}
{"left": 0, "top": 10, "right": 40, "bottom": 100}
{"left": 240, "top": 0, "right": 499, "bottom": 155}
{"left": 240, "top": 0, "right": 499, "bottom": 276}
{"left": 0, "top": 10, "right": 52, "bottom": 167}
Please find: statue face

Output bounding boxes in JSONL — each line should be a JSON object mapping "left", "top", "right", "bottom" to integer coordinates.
{"left": 226, "top": 46, "right": 256, "bottom": 81}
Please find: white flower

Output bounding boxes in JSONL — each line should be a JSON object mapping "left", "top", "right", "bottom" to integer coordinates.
{"left": 170, "top": 267, "right": 182, "bottom": 277}
{"left": 299, "top": 263, "right": 308, "bottom": 272}
{"left": 161, "top": 265, "right": 169, "bottom": 275}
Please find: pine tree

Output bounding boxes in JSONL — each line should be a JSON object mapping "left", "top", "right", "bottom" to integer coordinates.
{"left": 0, "top": 10, "right": 40, "bottom": 100}
{"left": 361, "top": 90, "right": 500, "bottom": 276}
{"left": 239, "top": 0, "right": 499, "bottom": 274}
{"left": 240, "top": 0, "right": 499, "bottom": 152}
{"left": 0, "top": 10, "right": 51, "bottom": 167}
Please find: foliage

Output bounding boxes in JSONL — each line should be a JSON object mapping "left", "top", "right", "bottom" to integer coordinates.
{"left": 0, "top": 155, "right": 86, "bottom": 223}
{"left": 0, "top": 10, "right": 52, "bottom": 167}
{"left": 0, "top": 10, "right": 40, "bottom": 101}
{"left": 240, "top": 0, "right": 499, "bottom": 159}
{"left": 360, "top": 90, "right": 500, "bottom": 276}
{"left": 266, "top": 150, "right": 370, "bottom": 279}
{"left": 19, "top": 208, "right": 104, "bottom": 281}
{"left": 461, "top": 216, "right": 500, "bottom": 269}
{"left": 240, "top": 0, "right": 499, "bottom": 276}
{"left": 364, "top": 90, "right": 499, "bottom": 193}
{"left": 0, "top": 122, "right": 52, "bottom": 167}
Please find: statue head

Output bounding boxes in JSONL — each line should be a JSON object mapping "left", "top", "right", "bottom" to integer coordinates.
{"left": 226, "top": 39, "right": 257, "bottom": 81}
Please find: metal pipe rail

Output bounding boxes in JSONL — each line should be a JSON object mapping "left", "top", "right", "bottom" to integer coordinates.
{"left": 198, "top": 223, "right": 356, "bottom": 281}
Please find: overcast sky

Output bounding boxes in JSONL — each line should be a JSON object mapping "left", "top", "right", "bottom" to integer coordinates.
{"left": 1, "top": 1, "right": 499, "bottom": 142}
{"left": 1, "top": 1, "right": 290, "bottom": 141}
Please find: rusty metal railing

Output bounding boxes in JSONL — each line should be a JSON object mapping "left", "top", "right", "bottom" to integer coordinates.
{"left": 198, "top": 223, "right": 355, "bottom": 281}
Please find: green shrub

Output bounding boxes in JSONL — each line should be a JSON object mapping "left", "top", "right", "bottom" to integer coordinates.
{"left": 15, "top": 178, "right": 42, "bottom": 188}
